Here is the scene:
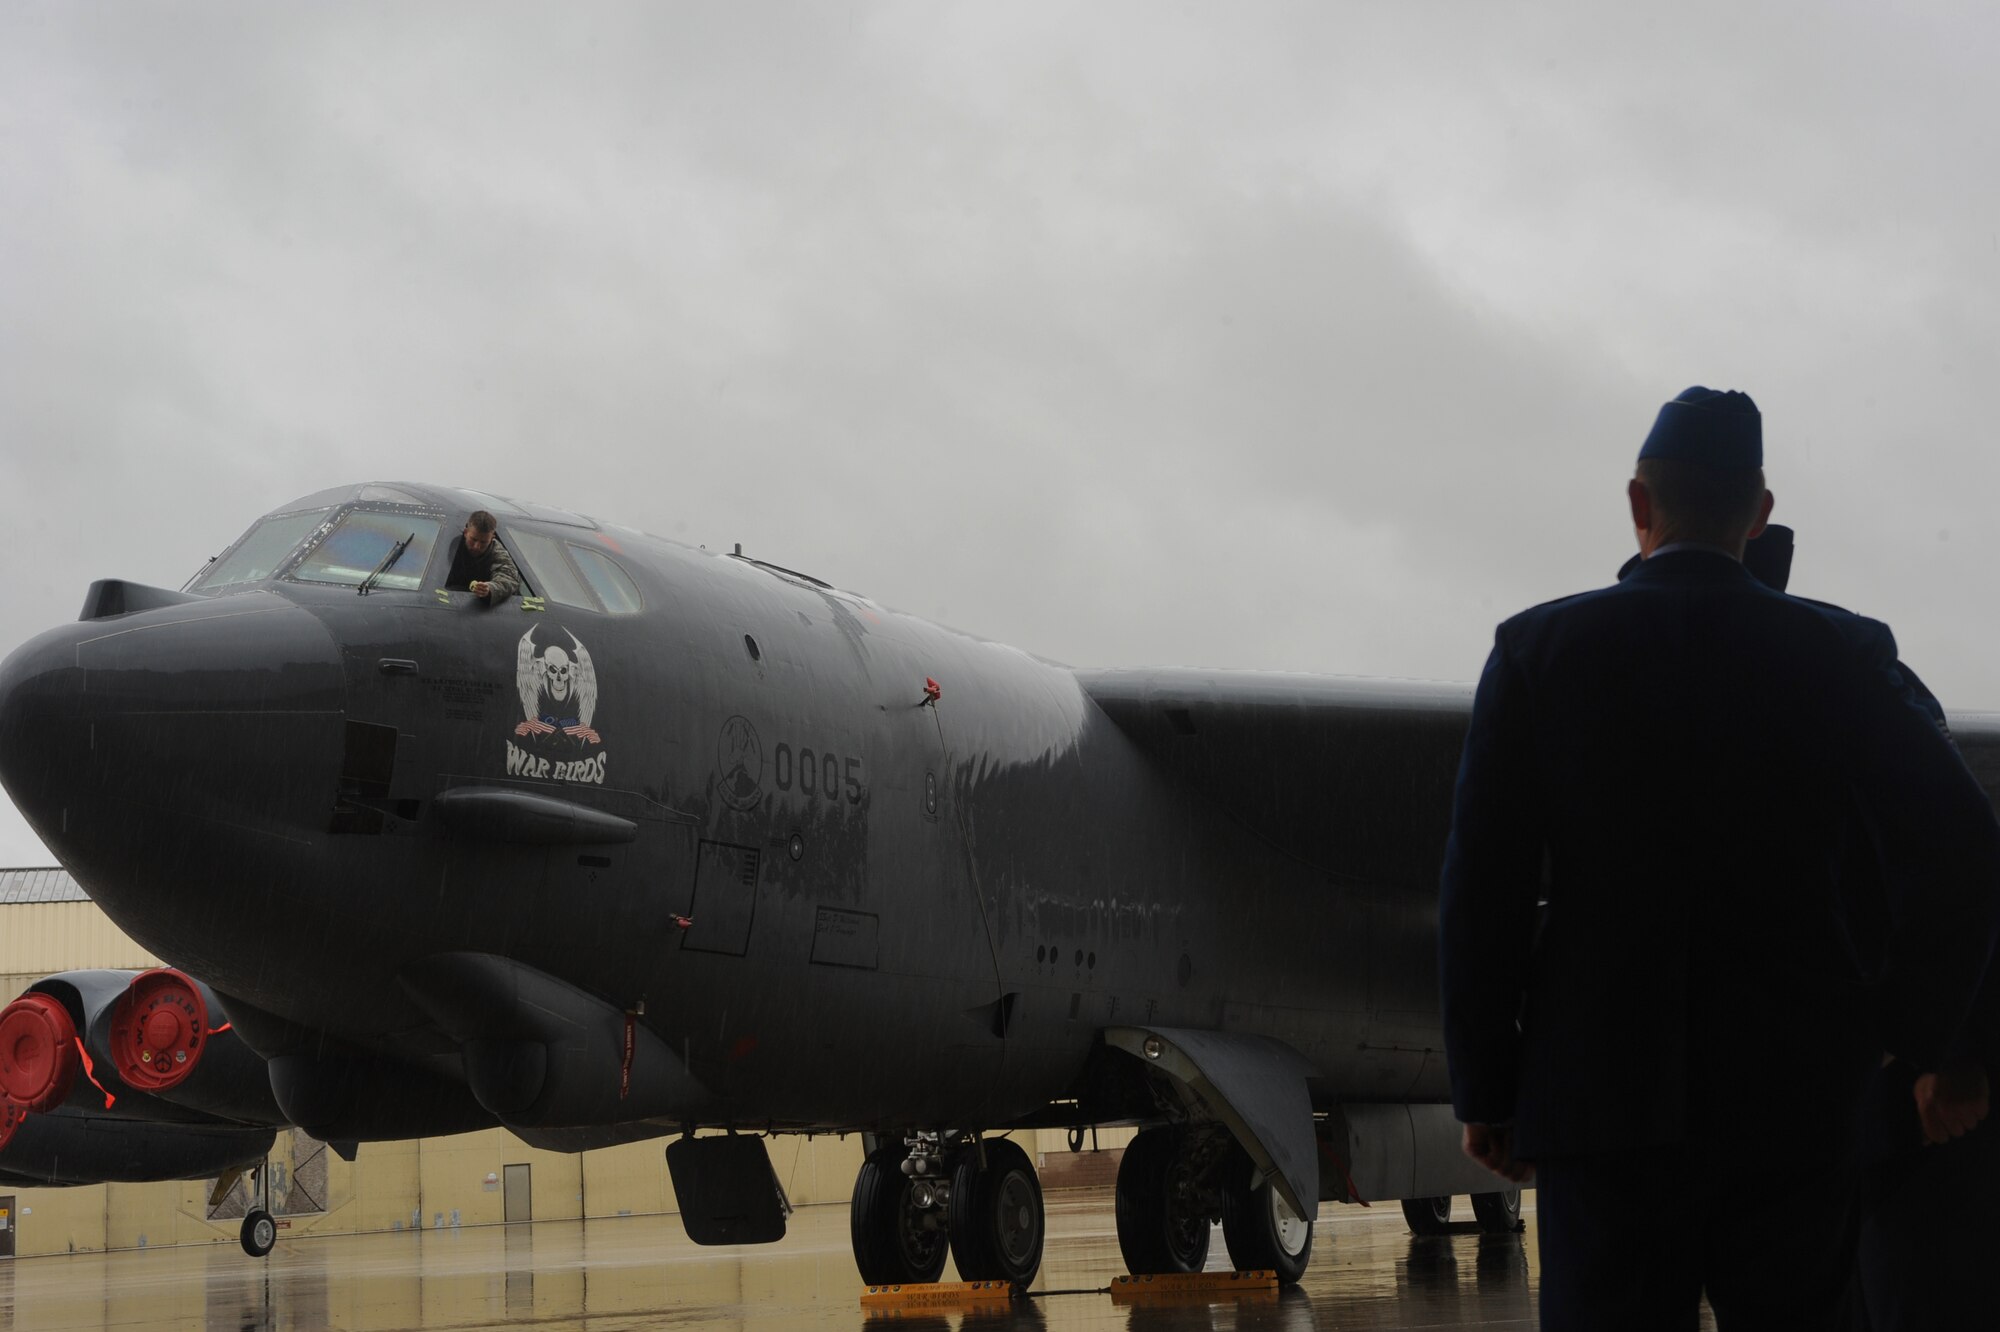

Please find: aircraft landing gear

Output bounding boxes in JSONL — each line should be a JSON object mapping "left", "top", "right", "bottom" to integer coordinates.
{"left": 1220, "top": 1149, "right": 1312, "bottom": 1284}
{"left": 1114, "top": 1125, "right": 1218, "bottom": 1275}
{"left": 1402, "top": 1191, "right": 1522, "bottom": 1236}
{"left": 848, "top": 1133, "right": 1049, "bottom": 1288}
{"left": 1116, "top": 1128, "right": 1315, "bottom": 1285}
{"left": 1401, "top": 1194, "right": 1453, "bottom": 1235}
{"left": 850, "top": 1139, "right": 950, "bottom": 1286}
{"left": 240, "top": 1209, "right": 276, "bottom": 1257}
{"left": 1471, "top": 1189, "right": 1523, "bottom": 1233}
{"left": 233, "top": 1160, "right": 277, "bottom": 1258}
{"left": 948, "top": 1138, "right": 1045, "bottom": 1285}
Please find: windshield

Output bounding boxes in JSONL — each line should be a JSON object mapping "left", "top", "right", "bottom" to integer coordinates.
{"left": 290, "top": 510, "right": 444, "bottom": 591}
{"left": 571, "top": 545, "right": 643, "bottom": 614}
{"left": 196, "top": 510, "right": 331, "bottom": 590}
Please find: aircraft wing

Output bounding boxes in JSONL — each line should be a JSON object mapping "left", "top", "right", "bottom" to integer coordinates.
{"left": 1083, "top": 676, "right": 2000, "bottom": 874}
{"left": 1947, "top": 712, "right": 2000, "bottom": 808}
{"left": 1075, "top": 668, "right": 1474, "bottom": 885}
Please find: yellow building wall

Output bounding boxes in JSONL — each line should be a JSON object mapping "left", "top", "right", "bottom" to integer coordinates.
{"left": 7, "top": 1127, "right": 1110, "bottom": 1258}
{"left": 1031, "top": 1123, "right": 1135, "bottom": 1160}
{"left": 0, "top": 901, "right": 160, "bottom": 979}
{"left": 347, "top": 1136, "right": 421, "bottom": 1235}
{"left": 6, "top": 1187, "right": 107, "bottom": 1257}
{"left": 581, "top": 1137, "right": 671, "bottom": 1218}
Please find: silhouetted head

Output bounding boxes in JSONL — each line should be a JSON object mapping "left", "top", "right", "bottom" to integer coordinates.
{"left": 1627, "top": 387, "right": 1773, "bottom": 558}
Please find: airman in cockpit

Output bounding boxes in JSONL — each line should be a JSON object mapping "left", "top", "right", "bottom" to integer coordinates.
{"left": 445, "top": 510, "right": 520, "bottom": 602}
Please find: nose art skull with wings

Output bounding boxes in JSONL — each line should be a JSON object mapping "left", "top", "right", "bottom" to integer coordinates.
{"left": 515, "top": 625, "right": 601, "bottom": 744}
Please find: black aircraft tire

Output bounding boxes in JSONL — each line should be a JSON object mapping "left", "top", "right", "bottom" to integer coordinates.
{"left": 240, "top": 1208, "right": 277, "bottom": 1258}
{"left": 1401, "top": 1195, "right": 1453, "bottom": 1236}
{"left": 948, "top": 1139, "right": 1045, "bottom": 1285}
{"left": 1114, "top": 1126, "right": 1211, "bottom": 1275}
{"left": 850, "top": 1146, "right": 949, "bottom": 1286}
{"left": 1220, "top": 1166, "right": 1313, "bottom": 1286}
{"left": 1470, "top": 1189, "right": 1522, "bottom": 1234}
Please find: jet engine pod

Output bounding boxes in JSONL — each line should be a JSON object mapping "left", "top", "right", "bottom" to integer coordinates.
{"left": 400, "top": 952, "right": 716, "bottom": 1128}
{"left": 8, "top": 969, "right": 282, "bottom": 1127}
{"left": 108, "top": 969, "right": 211, "bottom": 1093}
{"left": 1, "top": 1098, "right": 28, "bottom": 1151}
{"left": 266, "top": 1048, "right": 499, "bottom": 1143}
{"left": 0, "top": 991, "right": 80, "bottom": 1113}
{"left": 0, "top": 1104, "right": 274, "bottom": 1188}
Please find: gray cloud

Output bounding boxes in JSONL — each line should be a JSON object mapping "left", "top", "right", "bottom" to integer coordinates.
{"left": 4, "top": 1, "right": 1997, "bottom": 863}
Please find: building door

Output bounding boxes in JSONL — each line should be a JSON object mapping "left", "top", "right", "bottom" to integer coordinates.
{"left": 503, "top": 1165, "right": 532, "bottom": 1224}
{"left": 0, "top": 1196, "right": 15, "bottom": 1258}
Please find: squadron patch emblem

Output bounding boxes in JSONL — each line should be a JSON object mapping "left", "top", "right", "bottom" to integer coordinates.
{"left": 715, "top": 715, "right": 764, "bottom": 812}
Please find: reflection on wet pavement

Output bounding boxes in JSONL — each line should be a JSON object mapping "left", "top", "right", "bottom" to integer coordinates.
{"left": 0, "top": 1189, "right": 1711, "bottom": 1330}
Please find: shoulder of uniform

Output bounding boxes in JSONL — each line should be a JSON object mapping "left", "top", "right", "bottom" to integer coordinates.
{"left": 1780, "top": 594, "right": 1897, "bottom": 661}
{"left": 1497, "top": 583, "right": 1620, "bottom": 634}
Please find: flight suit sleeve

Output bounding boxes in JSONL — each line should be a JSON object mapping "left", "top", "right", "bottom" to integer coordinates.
{"left": 1438, "top": 628, "right": 1545, "bottom": 1125}
{"left": 486, "top": 539, "right": 521, "bottom": 602}
{"left": 1845, "top": 621, "right": 2000, "bottom": 1072}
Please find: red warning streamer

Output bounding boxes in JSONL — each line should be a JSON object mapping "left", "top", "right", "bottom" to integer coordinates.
{"left": 75, "top": 1038, "right": 115, "bottom": 1110}
{"left": 620, "top": 1011, "right": 637, "bottom": 1101}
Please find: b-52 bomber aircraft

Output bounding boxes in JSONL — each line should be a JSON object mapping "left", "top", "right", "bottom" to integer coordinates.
{"left": 1, "top": 482, "right": 1578, "bottom": 1284}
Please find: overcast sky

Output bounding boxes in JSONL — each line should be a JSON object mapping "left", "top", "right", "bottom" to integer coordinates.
{"left": 3, "top": 2, "right": 1996, "bottom": 865}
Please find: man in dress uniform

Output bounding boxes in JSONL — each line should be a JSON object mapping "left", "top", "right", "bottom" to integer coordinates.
{"left": 1438, "top": 387, "right": 2000, "bottom": 1329}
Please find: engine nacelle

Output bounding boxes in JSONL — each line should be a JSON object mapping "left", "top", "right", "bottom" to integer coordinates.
{"left": 0, "top": 969, "right": 282, "bottom": 1127}
{"left": 399, "top": 952, "right": 717, "bottom": 1128}
{"left": 266, "top": 1049, "right": 498, "bottom": 1142}
{"left": 0, "top": 1102, "right": 273, "bottom": 1188}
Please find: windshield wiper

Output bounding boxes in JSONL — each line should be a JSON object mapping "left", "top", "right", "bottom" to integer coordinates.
{"left": 357, "top": 534, "right": 416, "bottom": 596}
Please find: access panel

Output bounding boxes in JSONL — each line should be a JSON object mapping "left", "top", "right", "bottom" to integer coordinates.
{"left": 680, "top": 841, "right": 761, "bottom": 956}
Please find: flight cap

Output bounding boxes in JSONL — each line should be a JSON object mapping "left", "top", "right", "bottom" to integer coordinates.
{"left": 1638, "top": 386, "right": 1762, "bottom": 468}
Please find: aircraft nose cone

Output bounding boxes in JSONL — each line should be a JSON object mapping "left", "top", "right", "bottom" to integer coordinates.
{"left": 0, "top": 593, "right": 345, "bottom": 957}
{"left": 0, "top": 625, "right": 86, "bottom": 843}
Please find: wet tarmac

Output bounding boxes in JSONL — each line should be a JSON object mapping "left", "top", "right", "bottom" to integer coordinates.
{"left": 0, "top": 1188, "right": 1717, "bottom": 1331}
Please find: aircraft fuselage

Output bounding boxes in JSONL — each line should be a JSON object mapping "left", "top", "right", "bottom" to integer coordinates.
{"left": 0, "top": 484, "right": 1452, "bottom": 1139}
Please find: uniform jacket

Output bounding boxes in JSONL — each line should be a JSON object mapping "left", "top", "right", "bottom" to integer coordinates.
{"left": 1439, "top": 549, "right": 2000, "bottom": 1161}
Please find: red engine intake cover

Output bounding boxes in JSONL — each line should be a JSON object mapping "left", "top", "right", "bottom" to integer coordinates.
{"left": 0, "top": 991, "right": 81, "bottom": 1113}
{"left": 110, "top": 969, "right": 211, "bottom": 1093}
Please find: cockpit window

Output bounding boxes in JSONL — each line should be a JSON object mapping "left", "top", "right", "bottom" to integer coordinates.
{"left": 196, "top": 509, "right": 331, "bottom": 590}
{"left": 570, "top": 545, "right": 643, "bottom": 614}
{"left": 290, "top": 511, "right": 444, "bottom": 591}
{"left": 506, "top": 529, "right": 597, "bottom": 609}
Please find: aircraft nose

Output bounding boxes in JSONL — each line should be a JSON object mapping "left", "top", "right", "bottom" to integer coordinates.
{"left": 0, "top": 593, "right": 345, "bottom": 944}
{"left": 0, "top": 624, "right": 86, "bottom": 839}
